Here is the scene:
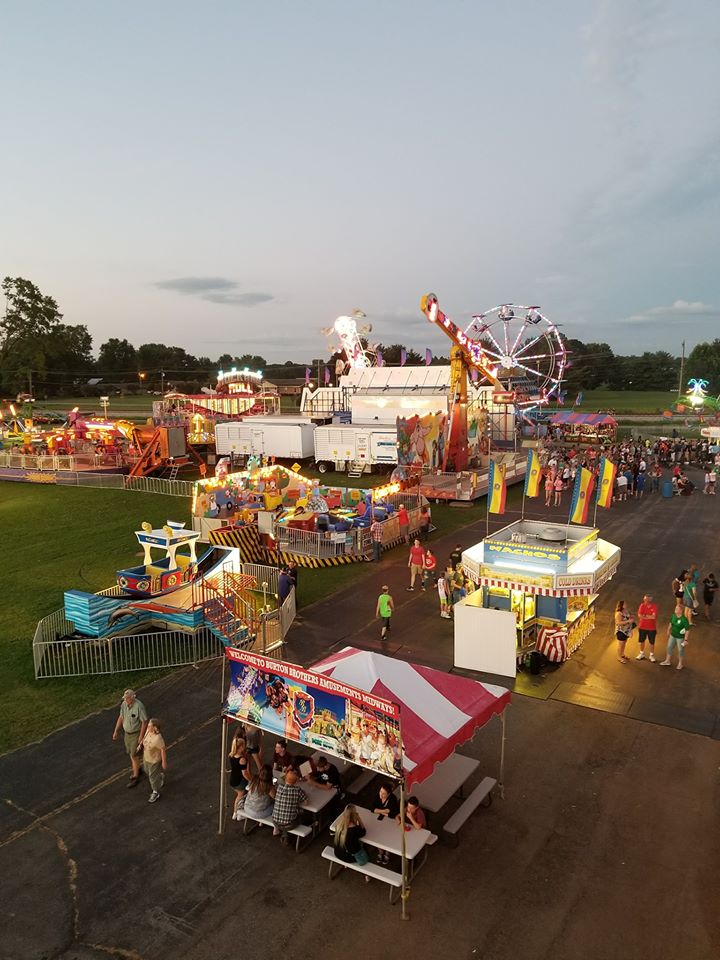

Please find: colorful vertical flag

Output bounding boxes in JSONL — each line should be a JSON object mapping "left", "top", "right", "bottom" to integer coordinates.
{"left": 400, "top": 348, "right": 407, "bottom": 367}
{"left": 376, "top": 349, "right": 384, "bottom": 367}
{"left": 569, "top": 467, "right": 595, "bottom": 524}
{"left": 524, "top": 450, "right": 542, "bottom": 498}
{"left": 304, "top": 367, "right": 311, "bottom": 384}
{"left": 488, "top": 460, "right": 507, "bottom": 514}
{"left": 556, "top": 391, "right": 566, "bottom": 406}
{"left": 425, "top": 348, "right": 432, "bottom": 366}
{"left": 324, "top": 366, "right": 330, "bottom": 385}
{"left": 596, "top": 457, "right": 616, "bottom": 508}
{"left": 574, "top": 391, "right": 584, "bottom": 406}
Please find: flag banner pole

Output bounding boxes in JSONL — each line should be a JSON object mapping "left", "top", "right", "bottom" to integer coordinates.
{"left": 218, "top": 717, "right": 229, "bottom": 835}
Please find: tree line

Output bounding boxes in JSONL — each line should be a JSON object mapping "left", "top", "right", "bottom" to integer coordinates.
{"left": 2, "top": 276, "right": 719, "bottom": 398}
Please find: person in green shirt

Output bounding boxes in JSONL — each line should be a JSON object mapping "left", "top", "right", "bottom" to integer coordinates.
{"left": 661, "top": 602, "right": 691, "bottom": 670}
{"left": 376, "top": 586, "right": 394, "bottom": 640}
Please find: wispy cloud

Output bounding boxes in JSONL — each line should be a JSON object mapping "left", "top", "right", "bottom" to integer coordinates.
{"left": 620, "top": 299, "right": 716, "bottom": 324}
{"left": 154, "top": 276, "right": 273, "bottom": 307}
{"left": 585, "top": 0, "right": 669, "bottom": 121}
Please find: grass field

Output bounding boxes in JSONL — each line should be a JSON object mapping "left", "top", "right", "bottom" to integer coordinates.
{"left": 573, "top": 390, "right": 683, "bottom": 414}
{"left": 0, "top": 478, "right": 502, "bottom": 754}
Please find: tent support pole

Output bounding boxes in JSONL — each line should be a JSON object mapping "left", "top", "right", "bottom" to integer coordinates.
{"left": 218, "top": 717, "right": 229, "bottom": 835}
{"left": 498, "top": 710, "right": 507, "bottom": 800}
{"left": 400, "top": 778, "right": 410, "bottom": 921}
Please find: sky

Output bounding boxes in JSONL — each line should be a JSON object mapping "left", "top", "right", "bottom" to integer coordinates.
{"left": 1, "top": 0, "right": 719, "bottom": 368}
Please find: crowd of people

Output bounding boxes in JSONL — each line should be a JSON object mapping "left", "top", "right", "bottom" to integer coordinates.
{"left": 613, "top": 567, "right": 717, "bottom": 670}
{"left": 537, "top": 434, "right": 720, "bottom": 505}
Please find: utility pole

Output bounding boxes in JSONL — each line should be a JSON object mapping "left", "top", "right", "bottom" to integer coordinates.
{"left": 677, "top": 340, "right": 686, "bottom": 398}
{"left": 28, "top": 368, "right": 33, "bottom": 397}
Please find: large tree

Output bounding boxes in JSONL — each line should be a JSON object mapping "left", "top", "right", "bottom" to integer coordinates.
{"left": 686, "top": 339, "right": 720, "bottom": 394}
{"left": 97, "top": 337, "right": 137, "bottom": 374}
{"left": 0, "top": 276, "right": 64, "bottom": 393}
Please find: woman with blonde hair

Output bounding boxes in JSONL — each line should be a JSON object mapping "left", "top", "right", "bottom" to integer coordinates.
{"left": 334, "top": 804, "right": 369, "bottom": 868}
{"left": 228, "top": 731, "right": 250, "bottom": 819}
{"left": 243, "top": 764, "right": 276, "bottom": 820}
{"left": 139, "top": 718, "right": 167, "bottom": 804}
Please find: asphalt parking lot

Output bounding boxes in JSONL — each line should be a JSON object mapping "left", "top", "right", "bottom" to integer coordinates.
{"left": 2, "top": 470, "right": 719, "bottom": 960}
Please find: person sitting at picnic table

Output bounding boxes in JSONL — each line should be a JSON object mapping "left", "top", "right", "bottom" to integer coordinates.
{"left": 308, "top": 755, "right": 341, "bottom": 791}
{"left": 272, "top": 739, "right": 296, "bottom": 773}
{"left": 272, "top": 769, "right": 307, "bottom": 844}
{"left": 243, "top": 764, "right": 276, "bottom": 820}
{"left": 396, "top": 795, "right": 427, "bottom": 830}
{"left": 373, "top": 784, "right": 400, "bottom": 865}
{"left": 334, "top": 804, "right": 369, "bottom": 868}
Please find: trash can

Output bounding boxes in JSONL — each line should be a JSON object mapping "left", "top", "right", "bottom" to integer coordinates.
{"left": 662, "top": 480, "right": 673, "bottom": 498}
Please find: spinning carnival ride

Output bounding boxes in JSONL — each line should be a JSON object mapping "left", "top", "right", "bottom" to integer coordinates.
{"left": 421, "top": 294, "right": 567, "bottom": 470}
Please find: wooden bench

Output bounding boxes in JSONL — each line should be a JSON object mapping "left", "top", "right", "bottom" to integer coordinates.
{"left": 442, "top": 777, "right": 496, "bottom": 845}
{"left": 345, "top": 768, "right": 377, "bottom": 796}
{"left": 237, "top": 810, "right": 313, "bottom": 852}
{"left": 321, "top": 846, "right": 403, "bottom": 904}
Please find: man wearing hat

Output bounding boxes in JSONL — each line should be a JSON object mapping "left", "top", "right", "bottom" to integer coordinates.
{"left": 112, "top": 689, "right": 149, "bottom": 788}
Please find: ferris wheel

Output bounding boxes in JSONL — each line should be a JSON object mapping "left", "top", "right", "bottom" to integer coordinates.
{"left": 464, "top": 304, "right": 567, "bottom": 408}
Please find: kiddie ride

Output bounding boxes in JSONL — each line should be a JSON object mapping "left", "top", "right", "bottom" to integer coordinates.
{"left": 154, "top": 368, "right": 280, "bottom": 447}
{"left": 60, "top": 521, "right": 284, "bottom": 655}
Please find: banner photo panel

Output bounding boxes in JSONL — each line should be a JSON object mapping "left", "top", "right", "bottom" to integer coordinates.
{"left": 223, "top": 648, "right": 403, "bottom": 778}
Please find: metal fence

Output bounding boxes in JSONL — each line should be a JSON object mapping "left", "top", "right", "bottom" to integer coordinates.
{"left": 34, "top": 625, "right": 222, "bottom": 679}
{"left": 0, "top": 451, "right": 123, "bottom": 471}
{"left": 32, "top": 563, "right": 295, "bottom": 679}
{"left": 271, "top": 522, "right": 370, "bottom": 558}
{"left": 124, "top": 476, "right": 196, "bottom": 498}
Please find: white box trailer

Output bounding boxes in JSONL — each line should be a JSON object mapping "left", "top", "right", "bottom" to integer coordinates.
{"left": 313, "top": 423, "right": 398, "bottom": 474}
{"left": 215, "top": 418, "right": 316, "bottom": 460}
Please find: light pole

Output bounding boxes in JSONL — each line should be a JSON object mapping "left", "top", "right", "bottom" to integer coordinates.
{"left": 100, "top": 395, "right": 110, "bottom": 419}
{"left": 138, "top": 372, "right": 146, "bottom": 393}
{"left": 161, "top": 369, "right": 165, "bottom": 396}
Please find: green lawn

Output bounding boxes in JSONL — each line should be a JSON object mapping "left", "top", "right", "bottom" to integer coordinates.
{"left": 38, "top": 395, "right": 155, "bottom": 421}
{"left": 574, "top": 390, "right": 683, "bottom": 415}
{"left": 0, "top": 476, "right": 502, "bottom": 753}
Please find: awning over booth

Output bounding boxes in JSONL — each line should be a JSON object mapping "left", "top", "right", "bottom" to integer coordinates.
{"left": 310, "top": 647, "right": 511, "bottom": 788}
{"left": 549, "top": 412, "right": 617, "bottom": 426}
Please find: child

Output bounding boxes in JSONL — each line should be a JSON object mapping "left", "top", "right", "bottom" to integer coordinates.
{"left": 437, "top": 573, "right": 450, "bottom": 619}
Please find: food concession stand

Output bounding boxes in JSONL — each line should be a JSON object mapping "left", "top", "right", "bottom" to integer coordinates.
{"left": 456, "top": 519, "right": 621, "bottom": 675}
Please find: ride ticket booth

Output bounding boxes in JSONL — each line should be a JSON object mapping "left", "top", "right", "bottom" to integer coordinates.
{"left": 454, "top": 520, "right": 621, "bottom": 677}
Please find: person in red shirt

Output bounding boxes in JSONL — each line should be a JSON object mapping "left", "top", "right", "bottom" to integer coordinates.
{"left": 636, "top": 594, "right": 659, "bottom": 662}
{"left": 397, "top": 503, "right": 410, "bottom": 544}
{"left": 407, "top": 539, "right": 425, "bottom": 591}
{"left": 421, "top": 548, "right": 437, "bottom": 591}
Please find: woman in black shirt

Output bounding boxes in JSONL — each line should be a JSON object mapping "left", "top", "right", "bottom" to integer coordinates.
{"left": 334, "top": 804, "right": 368, "bottom": 866}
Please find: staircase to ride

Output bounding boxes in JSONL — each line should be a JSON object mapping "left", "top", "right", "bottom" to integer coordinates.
{"left": 195, "top": 567, "right": 281, "bottom": 652}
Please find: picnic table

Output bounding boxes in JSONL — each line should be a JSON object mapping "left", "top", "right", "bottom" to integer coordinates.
{"left": 410, "top": 753, "right": 481, "bottom": 813}
{"left": 329, "top": 804, "right": 432, "bottom": 879}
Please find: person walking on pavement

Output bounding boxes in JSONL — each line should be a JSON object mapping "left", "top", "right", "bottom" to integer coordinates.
{"left": 449, "top": 543, "right": 462, "bottom": 571}
{"left": 419, "top": 505, "right": 431, "bottom": 542}
{"left": 112, "top": 689, "right": 148, "bottom": 788}
{"left": 437, "top": 572, "right": 450, "bottom": 618}
{"left": 422, "top": 548, "right": 437, "bottom": 590}
{"left": 376, "top": 586, "right": 394, "bottom": 640}
{"left": 140, "top": 718, "right": 168, "bottom": 803}
{"left": 635, "top": 594, "right": 658, "bottom": 661}
{"left": 703, "top": 572, "right": 718, "bottom": 621}
{"left": 661, "top": 601, "right": 691, "bottom": 670}
{"left": 407, "top": 538, "right": 425, "bottom": 591}
{"left": 370, "top": 517, "right": 384, "bottom": 563}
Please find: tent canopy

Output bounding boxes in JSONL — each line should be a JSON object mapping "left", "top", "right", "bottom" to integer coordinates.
{"left": 549, "top": 412, "right": 617, "bottom": 426}
{"left": 310, "top": 647, "right": 510, "bottom": 788}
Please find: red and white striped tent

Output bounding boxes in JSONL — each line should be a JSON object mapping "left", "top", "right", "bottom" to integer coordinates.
{"left": 310, "top": 646, "right": 511, "bottom": 788}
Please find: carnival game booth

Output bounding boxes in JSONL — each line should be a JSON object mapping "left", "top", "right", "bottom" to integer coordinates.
{"left": 220, "top": 646, "right": 510, "bottom": 918}
{"left": 457, "top": 519, "right": 621, "bottom": 675}
{"left": 548, "top": 412, "right": 618, "bottom": 445}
